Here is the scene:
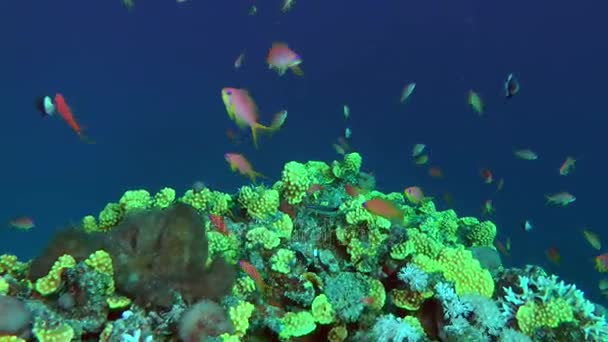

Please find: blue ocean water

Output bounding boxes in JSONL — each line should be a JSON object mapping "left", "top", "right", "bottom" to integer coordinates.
{"left": 1, "top": 0, "right": 607, "bottom": 303}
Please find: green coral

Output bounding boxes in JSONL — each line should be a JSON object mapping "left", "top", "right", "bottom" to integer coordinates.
{"left": 180, "top": 188, "right": 232, "bottom": 215}
{"left": 207, "top": 231, "right": 239, "bottom": 265}
{"left": 516, "top": 298, "right": 575, "bottom": 335}
{"left": 98, "top": 203, "right": 124, "bottom": 231}
{"left": 246, "top": 227, "right": 280, "bottom": 250}
{"left": 276, "top": 161, "right": 311, "bottom": 205}
{"left": 331, "top": 152, "right": 362, "bottom": 180}
{"left": 311, "top": 294, "right": 336, "bottom": 324}
{"left": 270, "top": 248, "right": 296, "bottom": 274}
{"left": 153, "top": 187, "right": 176, "bottom": 208}
{"left": 238, "top": 185, "right": 279, "bottom": 220}
{"left": 465, "top": 220, "right": 497, "bottom": 247}
{"left": 82, "top": 215, "right": 98, "bottom": 233}
{"left": 278, "top": 311, "right": 317, "bottom": 339}
{"left": 119, "top": 189, "right": 152, "bottom": 211}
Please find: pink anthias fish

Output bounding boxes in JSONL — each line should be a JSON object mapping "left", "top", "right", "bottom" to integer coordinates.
{"left": 225, "top": 153, "right": 265, "bottom": 183}
{"left": 221, "top": 88, "right": 277, "bottom": 148}
{"left": 267, "top": 42, "right": 303, "bottom": 76}
{"left": 404, "top": 186, "right": 425, "bottom": 204}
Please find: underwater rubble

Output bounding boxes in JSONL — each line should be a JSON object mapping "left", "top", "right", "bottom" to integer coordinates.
{"left": 1, "top": 152, "right": 607, "bottom": 341}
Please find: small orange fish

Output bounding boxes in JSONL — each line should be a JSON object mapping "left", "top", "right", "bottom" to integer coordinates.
{"left": 267, "top": 42, "right": 303, "bottom": 76}
{"left": 8, "top": 216, "right": 35, "bottom": 230}
{"left": 225, "top": 153, "right": 265, "bottom": 183}
{"left": 583, "top": 229, "right": 601, "bottom": 250}
{"left": 344, "top": 184, "right": 362, "bottom": 198}
{"left": 428, "top": 167, "right": 444, "bottom": 179}
{"left": 363, "top": 198, "right": 403, "bottom": 222}
{"left": 482, "top": 199, "right": 495, "bottom": 216}
{"left": 221, "top": 88, "right": 276, "bottom": 148}
{"left": 596, "top": 254, "right": 608, "bottom": 272}
{"left": 239, "top": 260, "right": 266, "bottom": 292}
{"left": 209, "top": 214, "right": 229, "bottom": 236}
{"left": 54, "top": 93, "right": 94, "bottom": 143}
{"left": 559, "top": 156, "right": 577, "bottom": 176}
{"left": 546, "top": 247, "right": 561, "bottom": 265}
{"left": 404, "top": 186, "right": 425, "bottom": 204}
{"left": 481, "top": 168, "right": 493, "bottom": 184}
{"left": 270, "top": 110, "right": 288, "bottom": 130}
{"left": 495, "top": 240, "right": 510, "bottom": 257}
{"left": 307, "top": 184, "right": 324, "bottom": 195}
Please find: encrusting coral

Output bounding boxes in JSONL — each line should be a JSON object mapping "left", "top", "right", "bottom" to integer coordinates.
{"left": 1, "top": 152, "right": 605, "bottom": 341}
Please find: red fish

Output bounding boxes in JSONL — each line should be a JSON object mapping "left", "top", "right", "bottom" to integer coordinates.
{"left": 344, "top": 184, "right": 362, "bottom": 198}
{"left": 363, "top": 198, "right": 403, "bottom": 222}
{"left": 481, "top": 168, "right": 493, "bottom": 184}
{"left": 221, "top": 88, "right": 276, "bottom": 148}
{"left": 596, "top": 254, "right": 608, "bottom": 273}
{"left": 209, "top": 214, "right": 229, "bottom": 235}
{"left": 267, "top": 42, "right": 303, "bottom": 76}
{"left": 225, "top": 153, "right": 265, "bottom": 183}
{"left": 546, "top": 247, "right": 561, "bottom": 265}
{"left": 307, "top": 184, "right": 324, "bottom": 195}
{"left": 54, "top": 93, "right": 94, "bottom": 143}
{"left": 8, "top": 216, "right": 35, "bottom": 230}
{"left": 239, "top": 260, "right": 266, "bottom": 293}
{"left": 428, "top": 167, "right": 444, "bottom": 179}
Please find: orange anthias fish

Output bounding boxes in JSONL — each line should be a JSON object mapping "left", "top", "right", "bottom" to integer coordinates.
{"left": 221, "top": 88, "right": 276, "bottom": 148}
{"left": 239, "top": 260, "right": 266, "bottom": 293}
{"left": 428, "top": 167, "right": 444, "bottom": 179}
{"left": 267, "top": 42, "right": 303, "bottom": 76}
{"left": 559, "top": 156, "right": 577, "bottom": 176}
{"left": 404, "top": 186, "right": 425, "bottom": 204}
{"left": 495, "top": 240, "right": 510, "bottom": 257}
{"left": 363, "top": 198, "right": 403, "bottom": 222}
{"left": 209, "top": 214, "right": 229, "bottom": 236}
{"left": 8, "top": 216, "right": 35, "bottom": 231}
{"left": 225, "top": 153, "right": 265, "bottom": 183}
{"left": 583, "top": 229, "right": 601, "bottom": 250}
{"left": 481, "top": 168, "right": 493, "bottom": 184}
{"left": 54, "top": 93, "right": 94, "bottom": 143}
{"left": 596, "top": 254, "right": 608, "bottom": 272}
{"left": 546, "top": 247, "right": 561, "bottom": 265}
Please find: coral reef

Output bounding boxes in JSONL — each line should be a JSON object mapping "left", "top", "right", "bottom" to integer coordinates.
{"left": 1, "top": 152, "right": 606, "bottom": 341}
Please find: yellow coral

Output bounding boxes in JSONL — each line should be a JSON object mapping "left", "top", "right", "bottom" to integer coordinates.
{"left": 33, "top": 322, "right": 75, "bottom": 342}
{"left": 0, "top": 254, "right": 28, "bottom": 278}
{"left": 277, "top": 161, "right": 311, "bottom": 205}
{"left": 437, "top": 246, "right": 494, "bottom": 297}
{"left": 153, "top": 187, "right": 176, "bottom": 208}
{"left": 232, "top": 276, "right": 256, "bottom": 299}
{"left": 246, "top": 227, "right": 280, "bottom": 250}
{"left": 516, "top": 298, "right": 575, "bottom": 335}
{"left": 106, "top": 295, "right": 131, "bottom": 309}
{"left": 270, "top": 249, "right": 296, "bottom": 274}
{"left": 229, "top": 300, "right": 255, "bottom": 336}
{"left": 85, "top": 250, "right": 115, "bottom": 294}
{"left": 331, "top": 152, "right": 362, "bottom": 179}
{"left": 35, "top": 254, "right": 76, "bottom": 296}
{"left": 82, "top": 215, "right": 98, "bottom": 233}
{"left": 465, "top": 220, "right": 497, "bottom": 247}
{"left": 180, "top": 188, "right": 232, "bottom": 215}
{"left": 98, "top": 202, "right": 124, "bottom": 231}
{"left": 119, "top": 189, "right": 152, "bottom": 211}
{"left": 327, "top": 324, "right": 348, "bottom": 342}
{"left": 367, "top": 278, "right": 386, "bottom": 310}
{"left": 391, "top": 288, "right": 433, "bottom": 310}
{"left": 207, "top": 231, "right": 240, "bottom": 265}
{"left": 271, "top": 213, "right": 293, "bottom": 239}
{"left": 278, "top": 311, "right": 317, "bottom": 339}
{"left": 390, "top": 241, "right": 415, "bottom": 260}
{"left": 311, "top": 294, "right": 336, "bottom": 324}
{"left": 0, "top": 276, "right": 8, "bottom": 295}
{"left": 0, "top": 337, "right": 26, "bottom": 342}
{"left": 407, "top": 228, "right": 442, "bottom": 258}
{"left": 219, "top": 334, "right": 241, "bottom": 342}
{"left": 238, "top": 186, "right": 279, "bottom": 220}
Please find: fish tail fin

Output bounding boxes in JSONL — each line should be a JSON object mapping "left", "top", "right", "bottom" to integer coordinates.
{"left": 290, "top": 65, "right": 304, "bottom": 76}
{"left": 250, "top": 122, "right": 274, "bottom": 149}
{"left": 249, "top": 170, "right": 267, "bottom": 184}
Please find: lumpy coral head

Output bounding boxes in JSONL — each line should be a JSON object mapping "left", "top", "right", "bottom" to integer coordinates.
{"left": 106, "top": 203, "right": 235, "bottom": 308}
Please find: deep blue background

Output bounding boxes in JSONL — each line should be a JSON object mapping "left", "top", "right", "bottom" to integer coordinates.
{"left": 1, "top": 0, "right": 607, "bottom": 302}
